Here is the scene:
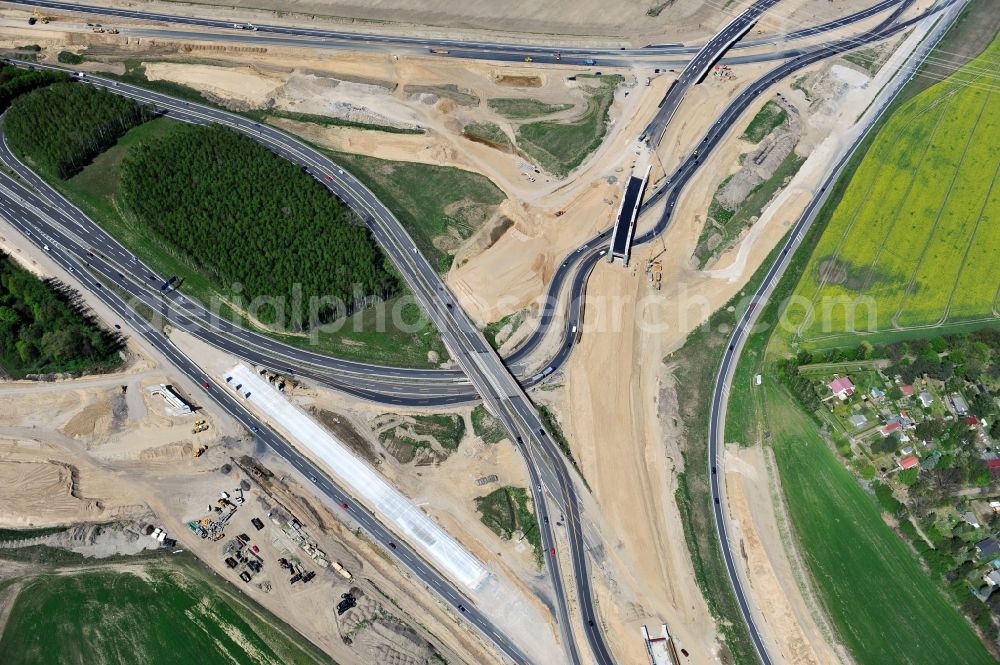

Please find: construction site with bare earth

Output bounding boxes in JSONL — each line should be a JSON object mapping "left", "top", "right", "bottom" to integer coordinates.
{"left": 0, "top": 0, "right": 997, "bottom": 664}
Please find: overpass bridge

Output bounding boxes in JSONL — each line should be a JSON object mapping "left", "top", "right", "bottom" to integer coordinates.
{"left": 607, "top": 165, "right": 651, "bottom": 266}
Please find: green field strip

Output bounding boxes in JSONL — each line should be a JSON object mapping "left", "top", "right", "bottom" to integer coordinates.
{"left": 946, "top": 161, "right": 1000, "bottom": 321}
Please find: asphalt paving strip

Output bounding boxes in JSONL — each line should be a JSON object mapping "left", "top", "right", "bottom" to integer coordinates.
{"left": 8, "top": 0, "right": 904, "bottom": 58}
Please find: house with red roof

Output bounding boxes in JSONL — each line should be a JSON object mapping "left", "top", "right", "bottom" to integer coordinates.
{"left": 901, "top": 385, "right": 915, "bottom": 397}
{"left": 987, "top": 459, "right": 1000, "bottom": 473}
{"left": 881, "top": 421, "right": 901, "bottom": 437}
{"left": 828, "top": 376, "right": 855, "bottom": 401}
{"left": 899, "top": 455, "right": 919, "bottom": 470}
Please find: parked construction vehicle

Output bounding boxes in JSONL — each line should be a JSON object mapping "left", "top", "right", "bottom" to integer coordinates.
{"left": 193, "top": 444, "right": 208, "bottom": 458}
{"left": 28, "top": 9, "right": 54, "bottom": 24}
{"left": 331, "top": 561, "right": 353, "bottom": 580}
{"left": 192, "top": 419, "right": 209, "bottom": 434}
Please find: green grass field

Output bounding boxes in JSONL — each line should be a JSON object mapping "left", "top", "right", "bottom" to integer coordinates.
{"left": 325, "top": 150, "right": 506, "bottom": 271}
{"left": 740, "top": 99, "right": 787, "bottom": 143}
{"left": 758, "top": 381, "right": 993, "bottom": 665}
{"left": 410, "top": 413, "right": 466, "bottom": 450}
{"left": 487, "top": 98, "right": 573, "bottom": 120}
{"left": 474, "top": 486, "right": 542, "bottom": 563}
{"left": 462, "top": 122, "right": 511, "bottom": 149}
{"left": 789, "top": 35, "right": 1000, "bottom": 343}
{"left": 515, "top": 75, "right": 622, "bottom": 176}
{"left": 0, "top": 562, "right": 334, "bottom": 665}
{"left": 471, "top": 404, "right": 507, "bottom": 444}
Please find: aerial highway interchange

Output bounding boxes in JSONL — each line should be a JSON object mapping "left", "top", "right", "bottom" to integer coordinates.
{"left": 0, "top": 0, "right": 965, "bottom": 662}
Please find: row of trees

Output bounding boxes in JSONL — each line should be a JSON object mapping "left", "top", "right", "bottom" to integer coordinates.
{"left": 0, "top": 253, "right": 124, "bottom": 378}
{"left": 0, "top": 64, "right": 66, "bottom": 113}
{"left": 118, "top": 124, "right": 400, "bottom": 330}
{"left": 5, "top": 82, "right": 154, "bottom": 179}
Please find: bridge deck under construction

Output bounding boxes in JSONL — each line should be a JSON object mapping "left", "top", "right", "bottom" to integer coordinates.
{"left": 608, "top": 165, "right": 651, "bottom": 266}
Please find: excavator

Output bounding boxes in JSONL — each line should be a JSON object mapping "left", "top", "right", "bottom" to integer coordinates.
{"left": 28, "top": 9, "right": 55, "bottom": 25}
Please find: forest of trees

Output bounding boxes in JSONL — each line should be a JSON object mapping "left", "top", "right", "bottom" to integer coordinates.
{"left": 0, "top": 64, "right": 66, "bottom": 113}
{"left": 0, "top": 253, "right": 124, "bottom": 379}
{"left": 5, "top": 82, "right": 155, "bottom": 179}
{"left": 118, "top": 123, "right": 400, "bottom": 330}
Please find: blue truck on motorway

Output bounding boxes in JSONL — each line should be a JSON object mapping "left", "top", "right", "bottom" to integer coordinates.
{"left": 160, "top": 275, "right": 178, "bottom": 291}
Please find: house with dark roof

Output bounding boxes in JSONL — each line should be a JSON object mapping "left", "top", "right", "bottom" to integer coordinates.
{"left": 849, "top": 414, "right": 868, "bottom": 428}
{"left": 950, "top": 393, "right": 970, "bottom": 416}
{"left": 977, "top": 538, "right": 1000, "bottom": 559}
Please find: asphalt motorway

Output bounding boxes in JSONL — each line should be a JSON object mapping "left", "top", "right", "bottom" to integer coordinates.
{"left": 0, "top": 0, "right": 920, "bottom": 397}
{"left": 0, "top": 192, "right": 536, "bottom": 665}
{"left": 642, "top": 0, "right": 783, "bottom": 146}
{"left": 7, "top": 0, "right": 902, "bottom": 61}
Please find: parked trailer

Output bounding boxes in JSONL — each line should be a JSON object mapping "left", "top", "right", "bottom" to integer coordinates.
{"left": 331, "top": 561, "right": 353, "bottom": 579}
{"left": 530, "top": 366, "right": 556, "bottom": 382}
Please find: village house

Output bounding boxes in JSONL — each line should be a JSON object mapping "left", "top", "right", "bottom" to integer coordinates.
{"left": 829, "top": 376, "right": 856, "bottom": 401}
{"left": 950, "top": 393, "right": 970, "bottom": 416}
{"left": 977, "top": 538, "right": 1000, "bottom": 559}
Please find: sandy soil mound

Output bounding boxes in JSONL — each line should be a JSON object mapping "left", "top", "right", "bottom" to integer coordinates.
{"left": 0, "top": 461, "right": 103, "bottom": 526}
{"left": 716, "top": 102, "right": 801, "bottom": 209}
{"left": 145, "top": 63, "right": 285, "bottom": 108}
{"left": 61, "top": 397, "right": 114, "bottom": 439}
